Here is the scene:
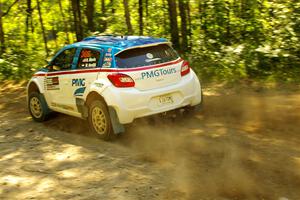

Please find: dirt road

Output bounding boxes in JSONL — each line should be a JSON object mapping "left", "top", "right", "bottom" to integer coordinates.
{"left": 1, "top": 82, "right": 300, "bottom": 200}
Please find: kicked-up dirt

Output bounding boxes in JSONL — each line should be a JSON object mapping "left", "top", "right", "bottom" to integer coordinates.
{"left": 0, "top": 81, "right": 300, "bottom": 200}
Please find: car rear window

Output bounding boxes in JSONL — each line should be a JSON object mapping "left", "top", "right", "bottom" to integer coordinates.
{"left": 115, "top": 44, "right": 179, "bottom": 68}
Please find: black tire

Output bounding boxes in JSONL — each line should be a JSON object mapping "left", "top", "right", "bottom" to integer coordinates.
{"left": 88, "top": 100, "right": 113, "bottom": 140}
{"left": 28, "top": 92, "right": 50, "bottom": 122}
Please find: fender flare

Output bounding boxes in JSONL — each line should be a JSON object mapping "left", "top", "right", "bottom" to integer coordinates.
{"left": 83, "top": 85, "right": 125, "bottom": 134}
{"left": 27, "top": 78, "right": 45, "bottom": 94}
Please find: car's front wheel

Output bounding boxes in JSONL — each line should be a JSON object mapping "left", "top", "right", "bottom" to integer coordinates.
{"left": 28, "top": 92, "right": 50, "bottom": 122}
{"left": 88, "top": 100, "right": 113, "bottom": 140}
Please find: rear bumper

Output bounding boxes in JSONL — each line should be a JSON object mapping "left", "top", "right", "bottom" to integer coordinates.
{"left": 102, "top": 70, "right": 202, "bottom": 124}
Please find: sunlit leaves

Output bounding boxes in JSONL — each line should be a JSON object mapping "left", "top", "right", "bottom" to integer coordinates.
{"left": 0, "top": 0, "right": 299, "bottom": 82}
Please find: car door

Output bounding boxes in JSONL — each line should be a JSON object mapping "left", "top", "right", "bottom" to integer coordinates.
{"left": 68, "top": 47, "right": 103, "bottom": 112}
{"left": 44, "top": 47, "right": 77, "bottom": 113}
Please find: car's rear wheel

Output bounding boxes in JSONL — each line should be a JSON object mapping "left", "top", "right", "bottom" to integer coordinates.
{"left": 28, "top": 92, "right": 50, "bottom": 122}
{"left": 88, "top": 100, "right": 113, "bottom": 140}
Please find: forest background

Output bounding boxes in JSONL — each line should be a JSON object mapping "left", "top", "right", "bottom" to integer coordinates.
{"left": 0, "top": 0, "right": 299, "bottom": 83}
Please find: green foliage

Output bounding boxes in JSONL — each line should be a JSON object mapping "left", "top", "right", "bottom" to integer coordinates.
{"left": 190, "top": 41, "right": 300, "bottom": 83}
{"left": 188, "top": 0, "right": 300, "bottom": 83}
{"left": 0, "top": 50, "right": 45, "bottom": 81}
{"left": 0, "top": 0, "right": 299, "bottom": 83}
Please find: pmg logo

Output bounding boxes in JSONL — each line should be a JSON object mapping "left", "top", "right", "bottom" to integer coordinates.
{"left": 72, "top": 78, "right": 85, "bottom": 87}
{"left": 141, "top": 68, "right": 176, "bottom": 79}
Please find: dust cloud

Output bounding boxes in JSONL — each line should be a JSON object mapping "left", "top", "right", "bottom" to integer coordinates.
{"left": 117, "top": 90, "right": 300, "bottom": 199}
{"left": 1, "top": 83, "right": 300, "bottom": 199}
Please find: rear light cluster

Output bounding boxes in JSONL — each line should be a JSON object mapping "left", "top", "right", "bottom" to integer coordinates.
{"left": 107, "top": 73, "right": 135, "bottom": 88}
{"left": 181, "top": 60, "right": 190, "bottom": 76}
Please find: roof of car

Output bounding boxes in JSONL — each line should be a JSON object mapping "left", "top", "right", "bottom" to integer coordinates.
{"left": 69, "top": 35, "right": 169, "bottom": 51}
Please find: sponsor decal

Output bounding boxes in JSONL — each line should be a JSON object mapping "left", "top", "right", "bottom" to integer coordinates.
{"left": 145, "top": 52, "right": 161, "bottom": 63}
{"left": 103, "top": 62, "right": 111, "bottom": 68}
{"left": 72, "top": 78, "right": 85, "bottom": 87}
{"left": 80, "top": 49, "right": 92, "bottom": 58}
{"left": 95, "top": 83, "right": 104, "bottom": 88}
{"left": 81, "top": 62, "right": 96, "bottom": 68}
{"left": 104, "top": 57, "right": 112, "bottom": 62}
{"left": 141, "top": 68, "right": 176, "bottom": 79}
{"left": 102, "top": 49, "right": 113, "bottom": 68}
{"left": 82, "top": 57, "right": 96, "bottom": 62}
{"left": 146, "top": 57, "right": 161, "bottom": 63}
{"left": 45, "top": 76, "right": 60, "bottom": 90}
{"left": 79, "top": 49, "right": 100, "bottom": 68}
{"left": 74, "top": 87, "right": 86, "bottom": 97}
{"left": 146, "top": 53, "right": 153, "bottom": 59}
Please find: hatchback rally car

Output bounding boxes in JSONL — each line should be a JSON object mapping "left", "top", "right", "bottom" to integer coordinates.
{"left": 27, "top": 35, "right": 202, "bottom": 139}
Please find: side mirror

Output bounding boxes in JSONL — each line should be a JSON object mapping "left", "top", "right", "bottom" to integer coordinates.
{"left": 39, "top": 65, "right": 49, "bottom": 72}
{"left": 53, "top": 65, "right": 61, "bottom": 71}
{"left": 46, "top": 63, "right": 61, "bottom": 71}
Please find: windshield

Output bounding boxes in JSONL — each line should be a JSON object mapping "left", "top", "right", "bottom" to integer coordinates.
{"left": 115, "top": 44, "right": 179, "bottom": 68}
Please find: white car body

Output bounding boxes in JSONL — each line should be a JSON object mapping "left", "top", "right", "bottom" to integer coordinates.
{"left": 27, "top": 36, "right": 202, "bottom": 133}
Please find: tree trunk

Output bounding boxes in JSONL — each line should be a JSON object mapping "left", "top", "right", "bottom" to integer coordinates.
{"left": 201, "top": 1, "right": 207, "bottom": 40}
{"left": 58, "top": 0, "right": 70, "bottom": 43}
{"left": 101, "top": 0, "right": 107, "bottom": 31}
{"left": 25, "top": 0, "right": 33, "bottom": 43}
{"left": 166, "top": 0, "right": 180, "bottom": 50}
{"left": 0, "top": 13, "right": 5, "bottom": 55}
{"left": 86, "top": 0, "right": 95, "bottom": 32}
{"left": 138, "top": 0, "right": 143, "bottom": 35}
{"left": 68, "top": 1, "right": 76, "bottom": 42}
{"left": 123, "top": 0, "right": 133, "bottom": 35}
{"left": 162, "top": 0, "right": 168, "bottom": 35}
{"left": 225, "top": 0, "right": 231, "bottom": 44}
{"left": 186, "top": 0, "right": 192, "bottom": 50}
{"left": 179, "top": 0, "right": 188, "bottom": 52}
{"left": 52, "top": 27, "right": 58, "bottom": 49}
{"left": 101, "top": 0, "right": 106, "bottom": 14}
{"left": 37, "top": 0, "right": 49, "bottom": 56}
{"left": 145, "top": 0, "right": 149, "bottom": 34}
{"left": 198, "top": 0, "right": 202, "bottom": 23}
{"left": 0, "top": 0, "right": 19, "bottom": 55}
{"left": 145, "top": 0, "right": 148, "bottom": 17}
{"left": 110, "top": 0, "right": 115, "bottom": 14}
{"left": 71, "top": 0, "right": 83, "bottom": 41}
{"left": 240, "top": 0, "right": 246, "bottom": 39}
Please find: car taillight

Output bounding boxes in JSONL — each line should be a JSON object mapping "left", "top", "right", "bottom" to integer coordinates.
{"left": 181, "top": 60, "right": 190, "bottom": 76}
{"left": 107, "top": 73, "right": 135, "bottom": 88}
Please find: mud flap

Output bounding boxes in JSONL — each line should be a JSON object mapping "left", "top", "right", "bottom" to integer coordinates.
{"left": 108, "top": 106, "right": 125, "bottom": 134}
{"left": 198, "top": 89, "right": 204, "bottom": 111}
{"left": 76, "top": 98, "right": 88, "bottom": 118}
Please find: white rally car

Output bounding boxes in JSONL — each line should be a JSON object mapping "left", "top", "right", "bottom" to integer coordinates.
{"left": 27, "top": 35, "right": 202, "bottom": 139}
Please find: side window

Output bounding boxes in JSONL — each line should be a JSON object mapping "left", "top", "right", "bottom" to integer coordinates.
{"left": 51, "top": 48, "right": 76, "bottom": 71}
{"left": 77, "top": 49, "right": 100, "bottom": 68}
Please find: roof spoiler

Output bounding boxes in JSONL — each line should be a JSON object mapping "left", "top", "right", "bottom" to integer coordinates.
{"left": 83, "top": 34, "right": 126, "bottom": 41}
{"left": 114, "top": 42, "right": 172, "bottom": 56}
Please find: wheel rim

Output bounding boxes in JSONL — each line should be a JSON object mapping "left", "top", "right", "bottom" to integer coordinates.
{"left": 91, "top": 106, "right": 107, "bottom": 135}
{"left": 30, "top": 97, "right": 42, "bottom": 118}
